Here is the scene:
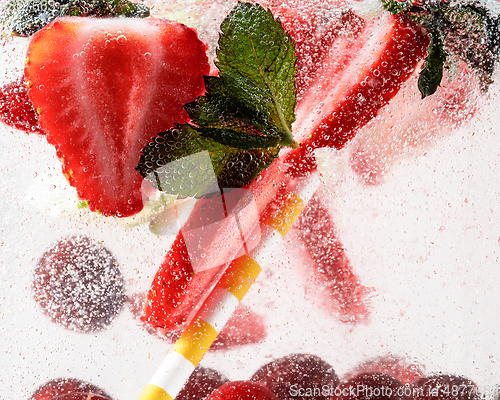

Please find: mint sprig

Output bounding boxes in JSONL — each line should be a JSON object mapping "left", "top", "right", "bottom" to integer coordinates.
{"left": 216, "top": 1, "right": 298, "bottom": 148}
{"left": 184, "top": 76, "right": 283, "bottom": 150}
{"left": 137, "top": 2, "right": 296, "bottom": 199}
{"left": 136, "top": 125, "right": 280, "bottom": 199}
{"left": 2, "top": 0, "right": 150, "bottom": 36}
{"left": 382, "top": 0, "right": 500, "bottom": 96}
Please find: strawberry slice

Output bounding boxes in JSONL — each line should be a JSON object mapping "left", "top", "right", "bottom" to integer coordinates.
{"left": 139, "top": 278, "right": 267, "bottom": 348}
{"left": 350, "top": 61, "right": 480, "bottom": 185}
{"left": 268, "top": 1, "right": 362, "bottom": 99}
{"left": 212, "top": 305, "right": 266, "bottom": 349}
{"left": 290, "top": 194, "right": 371, "bottom": 324}
{"left": 0, "top": 79, "right": 43, "bottom": 134}
{"left": 284, "top": 13, "right": 430, "bottom": 176}
{"left": 24, "top": 17, "right": 210, "bottom": 217}
{"left": 141, "top": 231, "right": 225, "bottom": 331}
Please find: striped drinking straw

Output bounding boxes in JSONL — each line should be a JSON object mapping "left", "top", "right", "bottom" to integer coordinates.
{"left": 137, "top": 171, "right": 321, "bottom": 400}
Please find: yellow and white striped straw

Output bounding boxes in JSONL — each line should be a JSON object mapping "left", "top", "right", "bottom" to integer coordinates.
{"left": 137, "top": 254, "right": 261, "bottom": 400}
{"left": 137, "top": 172, "right": 321, "bottom": 400}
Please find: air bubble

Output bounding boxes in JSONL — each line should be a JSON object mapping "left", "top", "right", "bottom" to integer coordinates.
{"left": 144, "top": 52, "right": 152, "bottom": 60}
{"left": 116, "top": 35, "right": 127, "bottom": 45}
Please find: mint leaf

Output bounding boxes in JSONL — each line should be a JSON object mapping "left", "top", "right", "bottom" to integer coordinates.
{"left": 216, "top": 2, "right": 297, "bottom": 148}
{"left": 137, "top": 125, "right": 280, "bottom": 199}
{"left": 184, "top": 76, "right": 282, "bottom": 150}
{"left": 3, "top": 0, "right": 149, "bottom": 36}
{"left": 418, "top": 27, "right": 446, "bottom": 98}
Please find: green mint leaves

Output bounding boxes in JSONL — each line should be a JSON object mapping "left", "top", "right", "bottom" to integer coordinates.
{"left": 184, "top": 76, "right": 284, "bottom": 150}
{"left": 382, "top": 0, "right": 500, "bottom": 97}
{"left": 417, "top": 26, "right": 446, "bottom": 98}
{"left": 3, "top": 0, "right": 150, "bottom": 36}
{"left": 216, "top": 1, "right": 297, "bottom": 148}
{"left": 137, "top": 125, "right": 280, "bottom": 199}
{"left": 137, "top": 2, "right": 296, "bottom": 199}
{"left": 185, "top": 2, "right": 298, "bottom": 150}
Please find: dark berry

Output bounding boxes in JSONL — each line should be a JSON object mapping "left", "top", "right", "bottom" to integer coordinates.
{"left": 30, "top": 378, "right": 111, "bottom": 400}
{"left": 251, "top": 353, "right": 339, "bottom": 400}
{"left": 344, "top": 356, "right": 424, "bottom": 385}
{"left": 333, "top": 372, "right": 413, "bottom": 400}
{"left": 412, "top": 374, "right": 480, "bottom": 400}
{"left": 207, "top": 381, "right": 280, "bottom": 400}
{"left": 33, "top": 235, "right": 126, "bottom": 333}
{"left": 176, "top": 366, "right": 229, "bottom": 400}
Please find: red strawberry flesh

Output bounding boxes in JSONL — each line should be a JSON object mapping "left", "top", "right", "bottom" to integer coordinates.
{"left": 285, "top": 13, "right": 430, "bottom": 176}
{"left": 141, "top": 157, "right": 288, "bottom": 332}
{"left": 0, "top": 79, "right": 43, "bottom": 134}
{"left": 25, "top": 17, "right": 210, "bottom": 217}
{"left": 270, "top": 3, "right": 363, "bottom": 100}
{"left": 212, "top": 305, "right": 266, "bottom": 349}
{"left": 350, "top": 61, "right": 480, "bottom": 185}
{"left": 141, "top": 231, "right": 225, "bottom": 331}
{"left": 291, "top": 193, "right": 371, "bottom": 324}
